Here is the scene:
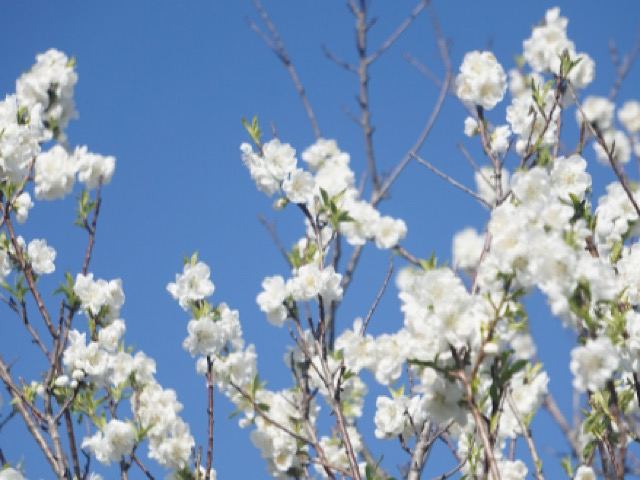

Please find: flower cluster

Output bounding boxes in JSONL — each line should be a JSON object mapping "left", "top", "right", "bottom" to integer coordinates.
{"left": 455, "top": 51, "right": 507, "bottom": 110}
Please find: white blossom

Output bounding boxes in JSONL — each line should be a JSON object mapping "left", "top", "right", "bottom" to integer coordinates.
{"left": 74, "top": 145, "right": 116, "bottom": 189}
{"left": 570, "top": 336, "right": 619, "bottom": 392}
{"left": 577, "top": 96, "right": 615, "bottom": 131}
{"left": 257, "top": 276, "right": 288, "bottom": 327}
{"left": 456, "top": 51, "right": 507, "bottom": 110}
{"left": 13, "top": 192, "right": 33, "bottom": 223}
{"left": 167, "top": 261, "right": 215, "bottom": 311}
{"left": 34, "top": 145, "right": 76, "bottom": 200}
{"left": 282, "top": 168, "right": 314, "bottom": 204}
{"left": 16, "top": 49, "right": 78, "bottom": 141}
{"left": 618, "top": 100, "right": 640, "bottom": 134}
{"left": 27, "top": 239, "right": 56, "bottom": 275}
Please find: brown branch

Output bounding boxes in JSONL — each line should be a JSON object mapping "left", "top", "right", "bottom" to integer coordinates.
{"left": 249, "top": 0, "right": 321, "bottom": 138}
{"left": 570, "top": 83, "right": 640, "bottom": 219}
{"left": 353, "top": 0, "right": 379, "bottom": 190}
{"left": 430, "top": 459, "right": 466, "bottom": 480}
{"left": 608, "top": 25, "right": 640, "bottom": 101}
{"left": 394, "top": 245, "right": 421, "bottom": 267}
{"left": 542, "top": 394, "right": 581, "bottom": 457}
{"left": 4, "top": 214, "right": 56, "bottom": 338}
{"left": 0, "top": 357, "right": 58, "bottom": 474}
{"left": 258, "top": 214, "right": 291, "bottom": 266}
{"left": 506, "top": 389, "right": 544, "bottom": 480}
{"left": 0, "top": 294, "right": 50, "bottom": 360}
{"left": 407, "top": 421, "right": 433, "bottom": 480}
{"left": 452, "top": 366, "right": 501, "bottom": 480}
{"left": 374, "top": 2, "right": 452, "bottom": 205}
{"left": 607, "top": 381, "right": 626, "bottom": 479}
{"left": 367, "top": 1, "right": 429, "bottom": 65}
{"left": 412, "top": 153, "right": 492, "bottom": 208}
{"left": 322, "top": 44, "right": 358, "bottom": 73}
{"left": 82, "top": 181, "right": 102, "bottom": 276}
{"left": 132, "top": 454, "right": 155, "bottom": 480}
{"left": 360, "top": 256, "right": 393, "bottom": 334}
{"left": 205, "top": 357, "right": 214, "bottom": 480}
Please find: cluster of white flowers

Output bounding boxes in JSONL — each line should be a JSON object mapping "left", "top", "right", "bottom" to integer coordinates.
{"left": 0, "top": 94, "right": 46, "bottom": 183}
{"left": 26, "top": 238, "right": 56, "bottom": 275}
{"left": 16, "top": 49, "right": 78, "bottom": 142}
{"left": 522, "top": 7, "right": 594, "bottom": 85}
{"left": 455, "top": 51, "right": 507, "bottom": 110}
{"left": 134, "top": 383, "right": 195, "bottom": 470}
{"left": 244, "top": 138, "right": 407, "bottom": 251}
{"left": 74, "top": 273, "right": 125, "bottom": 319}
{"left": 64, "top": 277, "right": 195, "bottom": 475}
{"left": 81, "top": 419, "right": 136, "bottom": 466}
{"left": 256, "top": 263, "right": 343, "bottom": 328}
{"left": 166, "top": 261, "right": 215, "bottom": 310}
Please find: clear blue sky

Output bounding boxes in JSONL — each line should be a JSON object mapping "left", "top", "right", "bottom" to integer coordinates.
{"left": 2, "top": 2, "right": 640, "bottom": 479}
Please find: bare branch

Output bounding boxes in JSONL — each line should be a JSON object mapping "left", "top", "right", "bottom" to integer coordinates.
{"left": 367, "top": 1, "right": 429, "bottom": 65}
{"left": 412, "top": 153, "right": 492, "bottom": 208}
{"left": 542, "top": 394, "right": 581, "bottom": 457}
{"left": 360, "top": 256, "right": 393, "bottom": 334}
{"left": 506, "top": 389, "right": 544, "bottom": 480}
{"left": 0, "top": 356, "right": 58, "bottom": 475}
{"left": 374, "top": 2, "right": 452, "bottom": 205}
{"left": 570, "top": 83, "right": 640, "bottom": 218}
{"left": 249, "top": 0, "right": 321, "bottom": 138}
{"left": 321, "top": 44, "right": 358, "bottom": 73}
{"left": 609, "top": 25, "right": 640, "bottom": 101}
{"left": 258, "top": 214, "right": 292, "bottom": 266}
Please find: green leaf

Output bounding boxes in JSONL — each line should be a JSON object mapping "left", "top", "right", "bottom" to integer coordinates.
{"left": 560, "top": 456, "right": 573, "bottom": 477}
{"left": 241, "top": 115, "right": 262, "bottom": 146}
{"left": 582, "top": 439, "right": 597, "bottom": 460}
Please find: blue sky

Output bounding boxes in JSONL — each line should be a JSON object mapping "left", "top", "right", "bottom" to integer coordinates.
{"left": 2, "top": 2, "right": 640, "bottom": 479}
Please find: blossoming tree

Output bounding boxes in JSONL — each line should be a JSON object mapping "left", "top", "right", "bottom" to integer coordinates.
{"left": 1, "top": 2, "right": 640, "bottom": 480}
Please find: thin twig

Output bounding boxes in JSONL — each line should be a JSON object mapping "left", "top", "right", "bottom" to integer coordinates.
{"left": 82, "top": 182, "right": 102, "bottom": 276}
{"left": 205, "top": 357, "right": 214, "bottom": 480}
{"left": 132, "top": 454, "right": 156, "bottom": 480}
{"left": 360, "top": 256, "right": 393, "bottom": 334}
{"left": 412, "top": 153, "right": 492, "bottom": 208}
{"left": 542, "top": 394, "right": 581, "bottom": 457}
{"left": 258, "top": 214, "right": 291, "bottom": 266}
{"left": 249, "top": 0, "right": 321, "bottom": 138}
{"left": 430, "top": 459, "right": 467, "bottom": 480}
{"left": 506, "top": 389, "right": 544, "bottom": 480}
{"left": 322, "top": 44, "right": 358, "bottom": 73}
{"left": 367, "top": 0, "right": 429, "bottom": 65}
{"left": 570, "top": 83, "right": 640, "bottom": 218}
{"left": 608, "top": 25, "right": 640, "bottom": 101}
{"left": 374, "top": 3, "right": 452, "bottom": 205}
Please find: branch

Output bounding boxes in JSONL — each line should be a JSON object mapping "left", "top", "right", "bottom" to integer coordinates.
{"left": 367, "top": 1, "right": 429, "bottom": 65}
{"left": 360, "top": 255, "right": 393, "bottom": 335}
{"left": 4, "top": 214, "right": 56, "bottom": 338}
{"left": 411, "top": 153, "right": 492, "bottom": 208}
{"left": 570, "top": 83, "right": 640, "bottom": 219}
{"left": 0, "top": 294, "right": 50, "bottom": 360}
{"left": 205, "top": 357, "right": 214, "bottom": 480}
{"left": 258, "top": 214, "right": 292, "bottom": 266}
{"left": 374, "top": 2, "right": 452, "bottom": 205}
{"left": 505, "top": 389, "right": 544, "bottom": 480}
{"left": 248, "top": 0, "right": 321, "bottom": 138}
{"left": 542, "top": 394, "right": 581, "bottom": 457}
{"left": 0, "top": 356, "right": 59, "bottom": 475}
{"left": 82, "top": 181, "right": 102, "bottom": 276}
{"left": 352, "top": 0, "right": 379, "bottom": 190}
{"left": 608, "top": 25, "right": 640, "bottom": 101}
{"left": 452, "top": 361, "right": 501, "bottom": 480}
{"left": 322, "top": 44, "right": 358, "bottom": 73}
